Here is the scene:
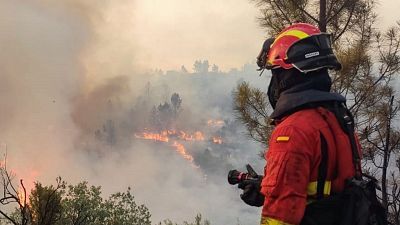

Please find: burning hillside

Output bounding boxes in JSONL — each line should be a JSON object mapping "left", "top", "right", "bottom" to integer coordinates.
{"left": 134, "top": 127, "right": 224, "bottom": 168}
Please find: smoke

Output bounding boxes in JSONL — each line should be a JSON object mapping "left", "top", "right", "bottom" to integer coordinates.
{"left": 0, "top": 1, "right": 271, "bottom": 224}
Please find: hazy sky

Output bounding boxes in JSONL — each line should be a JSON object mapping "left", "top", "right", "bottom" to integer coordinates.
{"left": 132, "top": 0, "right": 400, "bottom": 72}
{"left": 133, "top": 0, "right": 264, "bottom": 72}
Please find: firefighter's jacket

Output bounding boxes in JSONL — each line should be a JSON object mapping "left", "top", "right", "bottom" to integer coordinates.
{"left": 260, "top": 90, "right": 360, "bottom": 225}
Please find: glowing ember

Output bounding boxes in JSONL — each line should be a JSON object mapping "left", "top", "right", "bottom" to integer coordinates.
{"left": 17, "top": 170, "right": 38, "bottom": 207}
{"left": 135, "top": 132, "right": 169, "bottom": 142}
{"left": 135, "top": 130, "right": 205, "bottom": 142}
{"left": 171, "top": 141, "right": 194, "bottom": 161}
{"left": 178, "top": 131, "right": 205, "bottom": 141}
{"left": 17, "top": 186, "right": 27, "bottom": 207}
{"left": 212, "top": 137, "right": 223, "bottom": 144}
{"left": 194, "top": 131, "right": 205, "bottom": 140}
{"left": 207, "top": 119, "right": 225, "bottom": 127}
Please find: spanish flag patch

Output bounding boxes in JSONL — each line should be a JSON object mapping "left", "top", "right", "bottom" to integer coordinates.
{"left": 276, "top": 136, "right": 290, "bottom": 142}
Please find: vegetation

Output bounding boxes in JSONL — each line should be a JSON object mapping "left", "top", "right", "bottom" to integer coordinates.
{"left": 0, "top": 157, "right": 210, "bottom": 225}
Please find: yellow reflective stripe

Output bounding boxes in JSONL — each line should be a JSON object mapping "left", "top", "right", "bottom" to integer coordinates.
{"left": 273, "top": 30, "right": 310, "bottom": 44}
{"left": 307, "top": 181, "right": 331, "bottom": 196}
{"left": 276, "top": 136, "right": 290, "bottom": 142}
{"left": 261, "top": 217, "right": 293, "bottom": 225}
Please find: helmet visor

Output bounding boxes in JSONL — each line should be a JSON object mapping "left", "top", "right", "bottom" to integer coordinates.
{"left": 285, "top": 34, "right": 341, "bottom": 73}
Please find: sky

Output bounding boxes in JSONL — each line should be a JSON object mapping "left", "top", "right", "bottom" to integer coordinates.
{"left": 131, "top": 0, "right": 400, "bottom": 72}
{"left": 132, "top": 0, "right": 265, "bottom": 72}
{"left": 0, "top": 0, "right": 399, "bottom": 224}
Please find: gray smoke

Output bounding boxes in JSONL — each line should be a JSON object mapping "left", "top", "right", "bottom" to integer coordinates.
{"left": 0, "top": 1, "right": 270, "bottom": 224}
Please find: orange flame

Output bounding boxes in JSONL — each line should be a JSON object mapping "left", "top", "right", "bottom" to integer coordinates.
{"left": 212, "top": 137, "right": 223, "bottom": 144}
{"left": 135, "top": 130, "right": 201, "bottom": 167}
{"left": 17, "top": 186, "right": 27, "bottom": 207}
{"left": 207, "top": 119, "right": 225, "bottom": 127}
{"left": 171, "top": 141, "right": 194, "bottom": 162}
{"left": 135, "top": 132, "right": 169, "bottom": 142}
{"left": 178, "top": 131, "right": 205, "bottom": 141}
{"left": 135, "top": 130, "right": 205, "bottom": 142}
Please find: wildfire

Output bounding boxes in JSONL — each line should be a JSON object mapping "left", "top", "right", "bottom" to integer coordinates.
{"left": 134, "top": 128, "right": 223, "bottom": 167}
{"left": 135, "top": 130, "right": 205, "bottom": 142}
{"left": 135, "top": 132, "right": 169, "bottom": 142}
{"left": 171, "top": 141, "right": 194, "bottom": 161}
{"left": 18, "top": 186, "right": 27, "bottom": 207}
{"left": 178, "top": 131, "right": 205, "bottom": 141}
{"left": 135, "top": 130, "right": 204, "bottom": 167}
{"left": 207, "top": 119, "right": 225, "bottom": 127}
{"left": 16, "top": 170, "right": 38, "bottom": 207}
{"left": 212, "top": 136, "right": 223, "bottom": 144}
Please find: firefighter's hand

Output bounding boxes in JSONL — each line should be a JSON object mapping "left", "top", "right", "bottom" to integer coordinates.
{"left": 239, "top": 178, "right": 265, "bottom": 207}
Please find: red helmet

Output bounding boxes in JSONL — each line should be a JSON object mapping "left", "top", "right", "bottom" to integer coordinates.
{"left": 257, "top": 23, "right": 341, "bottom": 73}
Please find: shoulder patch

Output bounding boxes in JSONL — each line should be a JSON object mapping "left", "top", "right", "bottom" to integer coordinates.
{"left": 276, "top": 136, "right": 290, "bottom": 142}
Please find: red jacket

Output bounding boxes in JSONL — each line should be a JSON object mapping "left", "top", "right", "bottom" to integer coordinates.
{"left": 260, "top": 107, "right": 360, "bottom": 225}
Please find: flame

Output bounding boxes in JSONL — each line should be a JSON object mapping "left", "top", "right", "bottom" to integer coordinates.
{"left": 18, "top": 170, "right": 38, "bottom": 207}
{"left": 18, "top": 186, "right": 27, "bottom": 207}
{"left": 0, "top": 148, "right": 38, "bottom": 207}
{"left": 135, "top": 130, "right": 205, "bottom": 142}
{"left": 135, "top": 128, "right": 223, "bottom": 168}
{"left": 178, "top": 131, "right": 205, "bottom": 141}
{"left": 212, "top": 136, "right": 223, "bottom": 144}
{"left": 207, "top": 119, "right": 225, "bottom": 127}
{"left": 172, "top": 141, "right": 193, "bottom": 161}
{"left": 135, "top": 130, "right": 201, "bottom": 167}
{"left": 135, "top": 132, "right": 169, "bottom": 142}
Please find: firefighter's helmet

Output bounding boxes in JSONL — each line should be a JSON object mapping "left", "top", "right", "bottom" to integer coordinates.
{"left": 257, "top": 23, "right": 341, "bottom": 73}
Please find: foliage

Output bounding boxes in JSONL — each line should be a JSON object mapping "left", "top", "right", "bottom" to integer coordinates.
{"left": 160, "top": 214, "right": 210, "bottom": 225}
{"left": 0, "top": 173, "right": 152, "bottom": 225}
{"left": 233, "top": 82, "right": 272, "bottom": 146}
{"left": 29, "top": 178, "right": 64, "bottom": 225}
{"left": 150, "top": 93, "right": 183, "bottom": 130}
{"left": 59, "top": 181, "right": 106, "bottom": 225}
{"left": 103, "top": 187, "right": 151, "bottom": 225}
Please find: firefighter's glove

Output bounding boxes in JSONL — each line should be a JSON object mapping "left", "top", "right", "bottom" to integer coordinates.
{"left": 239, "top": 176, "right": 264, "bottom": 207}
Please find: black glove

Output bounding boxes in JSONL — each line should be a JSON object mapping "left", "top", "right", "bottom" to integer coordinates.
{"left": 238, "top": 175, "right": 264, "bottom": 207}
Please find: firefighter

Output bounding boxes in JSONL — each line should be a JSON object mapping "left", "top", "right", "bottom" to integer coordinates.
{"left": 240, "top": 23, "right": 362, "bottom": 225}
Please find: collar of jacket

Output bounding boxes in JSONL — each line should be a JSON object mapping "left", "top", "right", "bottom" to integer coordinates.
{"left": 269, "top": 89, "right": 346, "bottom": 120}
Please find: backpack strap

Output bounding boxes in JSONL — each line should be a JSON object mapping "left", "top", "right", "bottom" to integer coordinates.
{"left": 331, "top": 102, "right": 362, "bottom": 180}
{"left": 317, "top": 132, "right": 329, "bottom": 199}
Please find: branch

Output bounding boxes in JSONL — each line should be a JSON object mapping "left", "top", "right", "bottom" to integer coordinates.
{"left": 288, "top": 0, "right": 319, "bottom": 23}
{"left": 333, "top": 3, "right": 355, "bottom": 42}
{"left": 327, "top": 0, "right": 351, "bottom": 23}
{"left": 0, "top": 210, "right": 17, "bottom": 225}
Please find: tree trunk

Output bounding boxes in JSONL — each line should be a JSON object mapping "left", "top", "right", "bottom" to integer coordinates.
{"left": 319, "top": 0, "right": 327, "bottom": 32}
{"left": 382, "top": 95, "right": 394, "bottom": 211}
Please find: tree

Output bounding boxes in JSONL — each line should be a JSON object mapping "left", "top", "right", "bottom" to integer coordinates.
{"left": 60, "top": 183, "right": 151, "bottom": 225}
{"left": 233, "top": 82, "right": 272, "bottom": 146}
{"left": 0, "top": 154, "right": 30, "bottom": 225}
{"left": 171, "top": 93, "right": 182, "bottom": 116}
{"left": 211, "top": 64, "right": 219, "bottom": 73}
{"left": 59, "top": 182, "right": 106, "bottom": 225}
{"left": 181, "top": 65, "right": 188, "bottom": 74}
{"left": 193, "top": 60, "right": 210, "bottom": 74}
{"left": 234, "top": 0, "right": 400, "bottom": 222}
{"left": 0, "top": 161, "right": 152, "bottom": 225}
{"left": 103, "top": 187, "right": 151, "bottom": 225}
{"left": 29, "top": 178, "right": 64, "bottom": 225}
